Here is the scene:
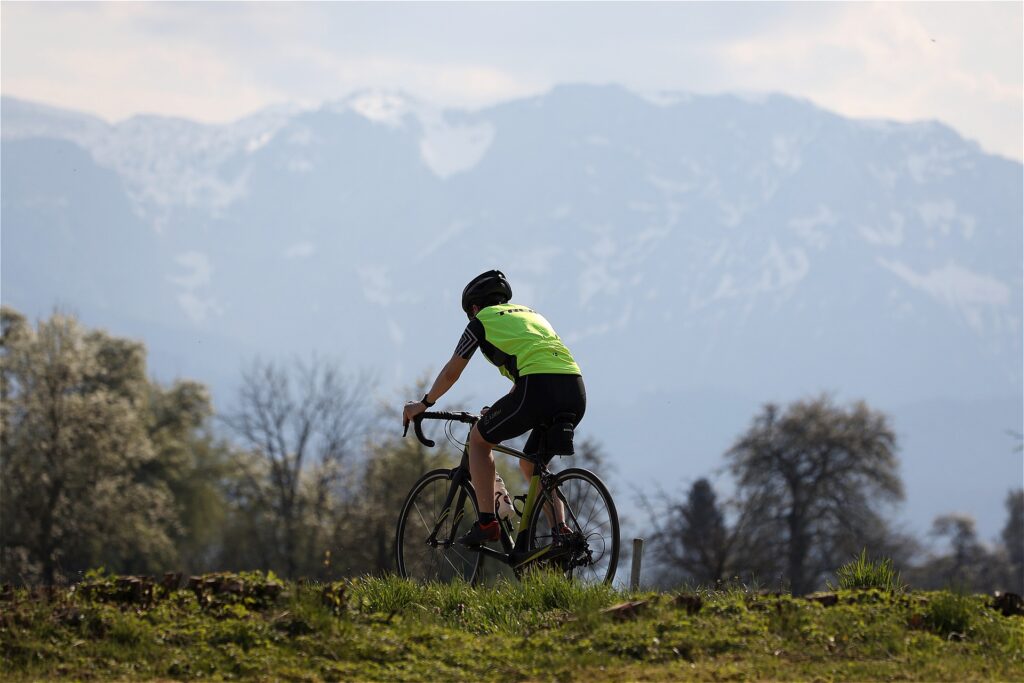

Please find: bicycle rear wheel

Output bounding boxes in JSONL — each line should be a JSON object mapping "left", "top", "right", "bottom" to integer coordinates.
{"left": 395, "top": 469, "right": 482, "bottom": 583}
{"left": 527, "top": 467, "right": 619, "bottom": 584}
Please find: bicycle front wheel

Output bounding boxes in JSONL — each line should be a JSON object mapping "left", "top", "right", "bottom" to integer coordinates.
{"left": 395, "top": 469, "right": 482, "bottom": 583}
{"left": 527, "top": 467, "right": 619, "bottom": 584}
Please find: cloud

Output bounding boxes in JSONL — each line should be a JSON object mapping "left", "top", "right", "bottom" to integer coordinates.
{"left": 284, "top": 242, "right": 315, "bottom": 259}
{"left": 169, "top": 252, "right": 212, "bottom": 289}
{"left": 278, "top": 47, "right": 540, "bottom": 109}
{"left": 715, "top": 3, "right": 1022, "bottom": 159}
{"left": 2, "top": 3, "right": 540, "bottom": 122}
{"left": 356, "top": 265, "right": 420, "bottom": 307}
{"left": 2, "top": 2, "right": 1020, "bottom": 158}
{"left": 176, "top": 292, "right": 221, "bottom": 325}
{"left": 1, "top": 3, "right": 285, "bottom": 123}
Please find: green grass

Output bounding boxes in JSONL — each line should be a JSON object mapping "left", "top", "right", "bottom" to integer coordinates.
{"left": 1, "top": 571, "right": 1021, "bottom": 681}
{"left": 829, "top": 549, "right": 906, "bottom": 593}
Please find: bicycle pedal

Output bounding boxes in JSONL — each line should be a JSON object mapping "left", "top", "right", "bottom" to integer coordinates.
{"left": 458, "top": 520, "right": 500, "bottom": 547}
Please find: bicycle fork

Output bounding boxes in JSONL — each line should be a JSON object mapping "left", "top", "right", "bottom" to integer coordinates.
{"left": 425, "top": 468, "right": 472, "bottom": 549}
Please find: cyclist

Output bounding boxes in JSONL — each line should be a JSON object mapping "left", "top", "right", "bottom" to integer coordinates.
{"left": 402, "top": 269, "right": 586, "bottom": 546}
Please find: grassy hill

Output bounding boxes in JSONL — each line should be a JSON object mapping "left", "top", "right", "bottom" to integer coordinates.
{"left": 2, "top": 570, "right": 1022, "bottom": 681}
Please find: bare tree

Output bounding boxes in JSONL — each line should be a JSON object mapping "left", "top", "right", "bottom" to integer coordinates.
{"left": 929, "top": 514, "right": 989, "bottom": 589}
{"left": 223, "top": 355, "right": 365, "bottom": 578}
{"left": 909, "top": 513, "right": 1011, "bottom": 592}
{"left": 726, "top": 395, "right": 904, "bottom": 594}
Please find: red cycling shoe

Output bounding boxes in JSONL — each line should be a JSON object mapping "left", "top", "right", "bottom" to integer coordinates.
{"left": 459, "top": 519, "right": 500, "bottom": 547}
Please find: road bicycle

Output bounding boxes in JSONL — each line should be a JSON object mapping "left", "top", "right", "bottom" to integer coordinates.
{"left": 394, "top": 411, "right": 619, "bottom": 585}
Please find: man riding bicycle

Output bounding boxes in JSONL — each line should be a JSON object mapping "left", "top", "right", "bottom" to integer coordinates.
{"left": 402, "top": 270, "right": 586, "bottom": 547}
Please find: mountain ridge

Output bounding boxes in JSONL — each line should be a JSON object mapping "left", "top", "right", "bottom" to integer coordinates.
{"left": 2, "top": 85, "right": 1021, "bottom": 538}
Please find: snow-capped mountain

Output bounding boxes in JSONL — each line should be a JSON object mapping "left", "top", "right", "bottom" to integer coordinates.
{"left": 2, "top": 85, "right": 1021, "bottom": 539}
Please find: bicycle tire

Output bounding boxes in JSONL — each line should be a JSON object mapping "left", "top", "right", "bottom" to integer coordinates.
{"left": 394, "top": 469, "right": 483, "bottom": 583}
{"left": 526, "top": 467, "right": 619, "bottom": 584}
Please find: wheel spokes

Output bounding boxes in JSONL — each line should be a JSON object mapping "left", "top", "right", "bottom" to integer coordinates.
{"left": 399, "top": 475, "right": 479, "bottom": 583}
{"left": 548, "top": 473, "right": 617, "bottom": 583}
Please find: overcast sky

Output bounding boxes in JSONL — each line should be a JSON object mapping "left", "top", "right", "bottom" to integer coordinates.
{"left": 2, "top": 1, "right": 1021, "bottom": 160}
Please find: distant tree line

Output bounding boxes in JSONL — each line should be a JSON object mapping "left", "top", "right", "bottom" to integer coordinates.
{"left": 0, "top": 307, "right": 458, "bottom": 584}
{"left": 2, "top": 307, "right": 1021, "bottom": 595}
{"left": 644, "top": 396, "right": 1023, "bottom": 595}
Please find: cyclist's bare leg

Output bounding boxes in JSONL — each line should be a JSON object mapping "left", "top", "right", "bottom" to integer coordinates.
{"left": 468, "top": 425, "right": 496, "bottom": 517}
{"left": 518, "top": 459, "right": 532, "bottom": 480}
{"left": 518, "top": 460, "right": 565, "bottom": 528}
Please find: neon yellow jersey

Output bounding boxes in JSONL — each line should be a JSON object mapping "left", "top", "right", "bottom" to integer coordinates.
{"left": 453, "top": 303, "right": 581, "bottom": 382}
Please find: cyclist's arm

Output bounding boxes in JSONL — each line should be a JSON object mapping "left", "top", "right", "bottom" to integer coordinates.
{"left": 404, "top": 322, "right": 479, "bottom": 426}
{"left": 403, "top": 353, "right": 469, "bottom": 426}
{"left": 424, "top": 353, "right": 469, "bottom": 404}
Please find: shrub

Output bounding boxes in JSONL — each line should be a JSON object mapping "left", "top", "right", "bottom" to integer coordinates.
{"left": 830, "top": 549, "right": 905, "bottom": 593}
{"left": 923, "top": 591, "right": 976, "bottom": 639}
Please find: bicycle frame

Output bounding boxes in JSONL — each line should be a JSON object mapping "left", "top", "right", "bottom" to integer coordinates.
{"left": 424, "top": 435, "right": 567, "bottom": 571}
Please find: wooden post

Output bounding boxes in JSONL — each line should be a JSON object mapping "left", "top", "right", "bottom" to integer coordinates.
{"left": 630, "top": 538, "right": 644, "bottom": 591}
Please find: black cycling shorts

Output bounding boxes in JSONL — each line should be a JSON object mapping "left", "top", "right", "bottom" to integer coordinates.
{"left": 475, "top": 374, "right": 586, "bottom": 455}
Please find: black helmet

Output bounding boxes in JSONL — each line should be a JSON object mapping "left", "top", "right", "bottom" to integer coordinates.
{"left": 462, "top": 270, "right": 512, "bottom": 317}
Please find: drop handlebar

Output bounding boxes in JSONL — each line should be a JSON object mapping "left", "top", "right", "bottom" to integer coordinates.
{"left": 402, "top": 411, "right": 479, "bottom": 448}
